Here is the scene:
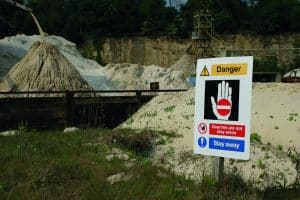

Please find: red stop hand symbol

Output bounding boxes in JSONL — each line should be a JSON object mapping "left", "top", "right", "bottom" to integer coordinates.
{"left": 211, "top": 81, "right": 232, "bottom": 120}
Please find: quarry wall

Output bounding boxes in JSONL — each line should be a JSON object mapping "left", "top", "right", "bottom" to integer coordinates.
{"left": 97, "top": 34, "right": 300, "bottom": 68}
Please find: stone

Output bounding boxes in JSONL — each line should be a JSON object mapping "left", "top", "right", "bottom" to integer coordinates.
{"left": 123, "top": 161, "right": 134, "bottom": 168}
{"left": 105, "top": 153, "right": 129, "bottom": 161}
{"left": 0, "top": 130, "right": 16, "bottom": 136}
{"left": 106, "top": 173, "right": 131, "bottom": 184}
{"left": 63, "top": 127, "right": 80, "bottom": 133}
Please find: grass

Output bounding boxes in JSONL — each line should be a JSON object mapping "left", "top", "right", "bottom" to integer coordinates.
{"left": 258, "top": 160, "right": 266, "bottom": 169}
{"left": 141, "top": 111, "right": 158, "bottom": 118}
{"left": 186, "top": 98, "right": 195, "bottom": 106}
{"left": 0, "top": 129, "right": 256, "bottom": 199}
{"left": 164, "top": 105, "right": 176, "bottom": 112}
{"left": 250, "top": 132, "right": 261, "bottom": 143}
{"left": 277, "top": 144, "right": 283, "bottom": 151}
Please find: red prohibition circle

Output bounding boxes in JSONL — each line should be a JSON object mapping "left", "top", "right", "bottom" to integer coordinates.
{"left": 198, "top": 123, "right": 207, "bottom": 134}
{"left": 217, "top": 98, "right": 231, "bottom": 116}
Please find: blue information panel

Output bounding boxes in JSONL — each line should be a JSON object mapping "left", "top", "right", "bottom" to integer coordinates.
{"left": 209, "top": 137, "right": 245, "bottom": 152}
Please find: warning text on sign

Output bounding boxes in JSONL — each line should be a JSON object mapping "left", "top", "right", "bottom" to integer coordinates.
{"left": 209, "top": 123, "right": 245, "bottom": 137}
{"left": 211, "top": 63, "right": 247, "bottom": 76}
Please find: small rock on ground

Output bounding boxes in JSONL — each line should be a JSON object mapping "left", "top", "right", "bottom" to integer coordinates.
{"left": 105, "top": 153, "right": 129, "bottom": 161}
{"left": 0, "top": 130, "right": 16, "bottom": 136}
{"left": 63, "top": 127, "right": 80, "bottom": 133}
{"left": 107, "top": 173, "right": 131, "bottom": 184}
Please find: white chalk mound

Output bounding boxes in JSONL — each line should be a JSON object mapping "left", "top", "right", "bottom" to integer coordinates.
{"left": 170, "top": 53, "right": 196, "bottom": 75}
{"left": 119, "top": 83, "right": 300, "bottom": 189}
{"left": 100, "top": 63, "right": 188, "bottom": 90}
{"left": 0, "top": 35, "right": 188, "bottom": 90}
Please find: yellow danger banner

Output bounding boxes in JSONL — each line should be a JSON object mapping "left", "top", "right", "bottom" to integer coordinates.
{"left": 211, "top": 63, "right": 248, "bottom": 76}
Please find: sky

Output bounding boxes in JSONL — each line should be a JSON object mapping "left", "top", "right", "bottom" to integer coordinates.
{"left": 165, "top": 0, "right": 188, "bottom": 8}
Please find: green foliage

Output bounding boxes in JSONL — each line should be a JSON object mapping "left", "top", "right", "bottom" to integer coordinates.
{"left": 277, "top": 144, "right": 283, "bottom": 151}
{"left": 252, "top": 0, "right": 300, "bottom": 34}
{"left": 182, "top": 114, "right": 193, "bottom": 120}
{"left": 258, "top": 160, "right": 266, "bottom": 169}
{"left": 117, "top": 130, "right": 154, "bottom": 154}
{"left": 141, "top": 111, "right": 158, "bottom": 118}
{"left": 287, "top": 147, "right": 300, "bottom": 164}
{"left": 202, "top": 175, "right": 217, "bottom": 186}
{"left": 186, "top": 98, "right": 195, "bottom": 106}
{"left": 250, "top": 132, "right": 261, "bottom": 143}
{"left": 16, "top": 121, "right": 29, "bottom": 135}
{"left": 292, "top": 56, "right": 300, "bottom": 69}
{"left": 254, "top": 57, "right": 279, "bottom": 72}
{"left": 2, "top": 0, "right": 300, "bottom": 44}
{"left": 293, "top": 39, "right": 300, "bottom": 48}
{"left": 0, "top": 129, "right": 257, "bottom": 199}
{"left": 164, "top": 105, "right": 176, "bottom": 112}
{"left": 264, "top": 152, "right": 270, "bottom": 159}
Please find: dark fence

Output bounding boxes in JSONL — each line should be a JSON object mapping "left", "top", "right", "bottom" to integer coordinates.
{"left": 0, "top": 89, "right": 187, "bottom": 131}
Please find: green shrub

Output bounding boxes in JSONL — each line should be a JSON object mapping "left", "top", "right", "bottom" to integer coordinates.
{"left": 108, "top": 129, "right": 154, "bottom": 156}
{"left": 164, "top": 105, "right": 176, "bottom": 112}
{"left": 258, "top": 160, "right": 266, "bottom": 169}
{"left": 254, "top": 57, "right": 279, "bottom": 72}
{"left": 250, "top": 132, "right": 261, "bottom": 143}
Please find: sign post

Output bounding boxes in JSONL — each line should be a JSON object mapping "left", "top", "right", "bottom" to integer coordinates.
{"left": 194, "top": 57, "right": 253, "bottom": 183}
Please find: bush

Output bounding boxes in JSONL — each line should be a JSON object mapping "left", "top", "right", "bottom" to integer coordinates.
{"left": 254, "top": 57, "right": 279, "bottom": 72}
{"left": 107, "top": 129, "right": 154, "bottom": 156}
{"left": 250, "top": 132, "right": 261, "bottom": 143}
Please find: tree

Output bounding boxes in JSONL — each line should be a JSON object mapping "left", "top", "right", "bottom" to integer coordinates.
{"left": 0, "top": 0, "right": 34, "bottom": 38}
{"left": 251, "top": 0, "right": 300, "bottom": 34}
{"left": 138, "top": 0, "right": 177, "bottom": 35}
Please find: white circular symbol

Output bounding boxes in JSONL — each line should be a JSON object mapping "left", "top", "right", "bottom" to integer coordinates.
{"left": 198, "top": 123, "right": 207, "bottom": 134}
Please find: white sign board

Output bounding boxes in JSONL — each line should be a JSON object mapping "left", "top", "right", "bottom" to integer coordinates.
{"left": 194, "top": 56, "right": 253, "bottom": 160}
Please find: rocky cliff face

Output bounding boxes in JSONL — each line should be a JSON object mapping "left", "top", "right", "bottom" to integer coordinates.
{"left": 99, "top": 34, "right": 300, "bottom": 68}
{"left": 100, "top": 37, "right": 188, "bottom": 68}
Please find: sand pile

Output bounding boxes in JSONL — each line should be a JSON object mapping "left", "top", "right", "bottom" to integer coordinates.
{"left": 0, "top": 35, "right": 188, "bottom": 90}
{"left": 99, "top": 63, "right": 188, "bottom": 90}
{"left": 0, "top": 34, "right": 108, "bottom": 89}
{"left": 119, "top": 83, "right": 300, "bottom": 189}
{"left": 252, "top": 83, "right": 300, "bottom": 150}
{"left": 0, "top": 41, "right": 91, "bottom": 92}
{"left": 170, "top": 54, "right": 196, "bottom": 76}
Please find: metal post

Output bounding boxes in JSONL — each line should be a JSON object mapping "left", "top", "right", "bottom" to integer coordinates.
{"left": 136, "top": 91, "right": 142, "bottom": 106}
{"left": 214, "top": 157, "right": 224, "bottom": 184}
{"left": 66, "top": 91, "right": 74, "bottom": 127}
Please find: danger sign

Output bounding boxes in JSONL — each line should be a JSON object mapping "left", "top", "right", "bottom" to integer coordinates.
{"left": 194, "top": 56, "right": 253, "bottom": 160}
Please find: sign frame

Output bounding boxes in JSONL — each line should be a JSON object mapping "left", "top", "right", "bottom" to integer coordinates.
{"left": 194, "top": 56, "right": 253, "bottom": 160}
